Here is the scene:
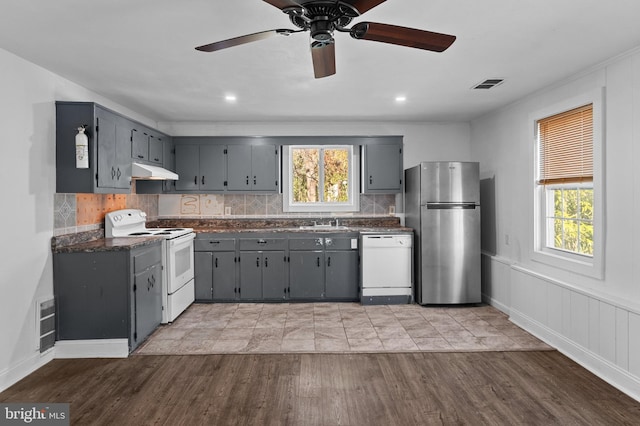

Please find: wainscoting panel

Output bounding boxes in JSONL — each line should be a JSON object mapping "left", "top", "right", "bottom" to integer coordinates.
{"left": 481, "top": 253, "right": 640, "bottom": 402}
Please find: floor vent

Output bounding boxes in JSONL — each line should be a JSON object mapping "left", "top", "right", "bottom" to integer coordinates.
{"left": 38, "top": 298, "right": 55, "bottom": 353}
{"left": 472, "top": 78, "right": 504, "bottom": 89}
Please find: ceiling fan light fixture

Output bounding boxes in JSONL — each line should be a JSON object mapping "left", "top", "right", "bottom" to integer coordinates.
{"left": 395, "top": 95, "right": 407, "bottom": 102}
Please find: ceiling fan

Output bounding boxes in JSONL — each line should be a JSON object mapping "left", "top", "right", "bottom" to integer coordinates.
{"left": 195, "top": 0, "right": 456, "bottom": 78}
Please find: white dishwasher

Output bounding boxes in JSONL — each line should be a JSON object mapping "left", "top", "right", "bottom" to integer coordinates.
{"left": 361, "top": 233, "right": 413, "bottom": 305}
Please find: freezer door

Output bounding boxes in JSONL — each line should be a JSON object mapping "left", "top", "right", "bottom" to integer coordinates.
{"left": 418, "top": 204, "right": 481, "bottom": 304}
{"left": 420, "top": 162, "right": 479, "bottom": 203}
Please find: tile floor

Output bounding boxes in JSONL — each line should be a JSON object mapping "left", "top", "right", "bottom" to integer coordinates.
{"left": 135, "top": 303, "right": 552, "bottom": 355}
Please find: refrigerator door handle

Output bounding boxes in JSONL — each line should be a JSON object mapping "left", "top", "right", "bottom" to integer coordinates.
{"left": 425, "top": 203, "right": 478, "bottom": 210}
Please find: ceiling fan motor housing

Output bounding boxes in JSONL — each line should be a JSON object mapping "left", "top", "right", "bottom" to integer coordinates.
{"left": 287, "top": 1, "right": 359, "bottom": 41}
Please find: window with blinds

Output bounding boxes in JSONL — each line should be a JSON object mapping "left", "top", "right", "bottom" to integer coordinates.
{"left": 537, "top": 104, "right": 593, "bottom": 185}
{"left": 536, "top": 103, "right": 594, "bottom": 257}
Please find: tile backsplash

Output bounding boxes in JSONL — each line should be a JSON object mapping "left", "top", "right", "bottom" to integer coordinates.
{"left": 53, "top": 192, "right": 159, "bottom": 236}
{"left": 54, "top": 192, "right": 398, "bottom": 236}
{"left": 158, "top": 193, "right": 397, "bottom": 218}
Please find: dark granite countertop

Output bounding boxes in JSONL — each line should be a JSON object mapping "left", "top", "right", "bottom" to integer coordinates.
{"left": 191, "top": 226, "right": 413, "bottom": 235}
{"left": 52, "top": 236, "right": 163, "bottom": 254}
{"left": 149, "top": 217, "right": 412, "bottom": 235}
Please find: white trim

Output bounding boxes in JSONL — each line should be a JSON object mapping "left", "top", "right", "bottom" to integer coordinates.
{"left": 54, "top": 339, "right": 129, "bottom": 359}
{"left": 283, "top": 145, "right": 360, "bottom": 213}
{"left": 0, "top": 350, "right": 55, "bottom": 393}
{"left": 530, "top": 87, "right": 605, "bottom": 279}
{"left": 510, "top": 307, "right": 640, "bottom": 403}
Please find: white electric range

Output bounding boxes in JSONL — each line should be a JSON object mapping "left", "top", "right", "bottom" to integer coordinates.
{"left": 105, "top": 209, "right": 195, "bottom": 323}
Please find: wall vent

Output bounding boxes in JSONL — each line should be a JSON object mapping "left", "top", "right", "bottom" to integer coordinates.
{"left": 37, "top": 298, "right": 55, "bottom": 353}
{"left": 472, "top": 79, "right": 504, "bottom": 89}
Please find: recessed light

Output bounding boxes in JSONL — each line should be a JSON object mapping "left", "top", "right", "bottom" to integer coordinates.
{"left": 225, "top": 94, "right": 237, "bottom": 102}
{"left": 395, "top": 95, "right": 407, "bottom": 102}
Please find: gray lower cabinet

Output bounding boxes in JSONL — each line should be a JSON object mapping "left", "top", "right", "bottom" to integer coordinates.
{"left": 239, "top": 238, "right": 287, "bottom": 300}
{"left": 193, "top": 232, "right": 359, "bottom": 302}
{"left": 53, "top": 242, "right": 162, "bottom": 352}
{"left": 289, "top": 250, "right": 325, "bottom": 299}
{"left": 325, "top": 248, "right": 359, "bottom": 300}
{"left": 289, "top": 235, "right": 359, "bottom": 301}
{"left": 194, "top": 237, "right": 237, "bottom": 301}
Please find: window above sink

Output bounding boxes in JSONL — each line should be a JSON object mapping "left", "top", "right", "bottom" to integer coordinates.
{"left": 282, "top": 145, "right": 360, "bottom": 213}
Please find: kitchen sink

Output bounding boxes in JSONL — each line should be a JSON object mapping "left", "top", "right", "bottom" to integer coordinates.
{"left": 299, "top": 225, "right": 350, "bottom": 230}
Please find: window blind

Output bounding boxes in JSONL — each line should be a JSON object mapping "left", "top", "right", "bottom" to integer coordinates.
{"left": 537, "top": 104, "right": 593, "bottom": 185}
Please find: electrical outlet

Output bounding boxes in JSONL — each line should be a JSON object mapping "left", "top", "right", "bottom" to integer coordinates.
{"left": 224, "top": 207, "right": 231, "bottom": 216}
{"left": 389, "top": 205, "right": 396, "bottom": 215}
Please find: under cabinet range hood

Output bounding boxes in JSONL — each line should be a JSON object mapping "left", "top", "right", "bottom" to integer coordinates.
{"left": 131, "top": 162, "right": 179, "bottom": 180}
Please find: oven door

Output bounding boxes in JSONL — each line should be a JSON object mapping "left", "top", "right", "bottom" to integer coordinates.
{"left": 166, "top": 232, "right": 196, "bottom": 294}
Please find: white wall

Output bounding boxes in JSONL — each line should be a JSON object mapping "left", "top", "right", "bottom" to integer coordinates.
{"left": 471, "top": 46, "right": 640, "bottom": 400}
{"left": 160, "top": 121, "right": 472, "bottom": 169}
{"left": 0, "top": 48, "right": 158, "bottom": 392}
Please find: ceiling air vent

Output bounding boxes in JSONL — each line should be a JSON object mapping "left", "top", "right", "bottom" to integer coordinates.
{"left": 472, "top": 79, "right": 504, "bottom": 89}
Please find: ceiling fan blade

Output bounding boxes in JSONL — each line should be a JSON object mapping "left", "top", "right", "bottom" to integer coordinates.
{"left": 341, "top": 0, "right": 387, "bottom": 14}
{"left": 311, "top": 41, "right": 336, "bottom": 78}
{"left": 350, "top": 22, "right": 456, "bottom": 52}
{"left": 262, "top": 0, "right": 303, "bottom": 10}
{"left": 195, "top": 29, "right": 297, "bottom": 52}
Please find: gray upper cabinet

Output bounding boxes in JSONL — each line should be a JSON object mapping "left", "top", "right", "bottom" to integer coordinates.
{"left": 56, "top": 102, "right": 131, "bottom": 193}
{"left": 148, "top": 134, "right": 164, "bottom": 164}
{"left": 132, "top": 128, "right": 165, "bottom": 165}
{"left": 175, "top": 144, "right": 226, "bottom": 191}
{"left": 173, "top": 139, "right": 279, "bottom": 193}
{"left": 131, "top": 127, "right": 148, "bottom": 161}
{"left": 56, "top": 101, "right": 171, "bottom": 194}
{"left": 363, "top": 142, "right": 403, "bottom": 193}
{"left": 227, "top": 144, "right": 279, "bottom": 192}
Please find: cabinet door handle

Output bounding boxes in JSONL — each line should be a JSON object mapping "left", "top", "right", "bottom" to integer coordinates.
{"left": 253, "top": 176, "right": 257, "bottom": 185}
{"left": 257, "top": 239, "right": 267, "bottom": 245}
{"left": 317, "top": 257, "right": 320, "bottom": 267}
{"left": 111, "top": 167, "right": 116, "bottom": 179}
{"left": 327, "top": 256, "right": 331, "bottom": 267}
{"left": 116, "top": 168, "right": 121, "bottom": 179}
{"left": 215, "top": 258, "right": 218, "bottom": 268}
{"left": 256, "top": 257, "right": 260, "bottom": 267}
{"left": 265, "top": 257, "right": 268, "bottom": 268}
{"left": 137, "top": 155, "right": 144, "bottom": 159}
{"left": 154, "top": 158, "right": 160, "bottom": 162}
{"left": 246, "top": 176, "right": 249, "bottom": 185}
{"left": 369, "top": 175, "right": 373, "bottom": 184}
{"left": 194, "top": 176, "right": 197, "bottom": 185}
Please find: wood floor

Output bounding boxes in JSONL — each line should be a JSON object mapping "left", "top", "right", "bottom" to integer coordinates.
{"left": 2, "top": 351, "right": 639, "bottom": 425}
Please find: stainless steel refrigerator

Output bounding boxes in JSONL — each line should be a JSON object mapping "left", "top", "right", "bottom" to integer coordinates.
{"left": 405, "top": 162, "right": 481, "bottom": 304}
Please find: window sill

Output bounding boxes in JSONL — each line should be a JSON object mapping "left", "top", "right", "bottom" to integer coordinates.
{"left": 531, "top": 247, "right": 603, "bottom": 279}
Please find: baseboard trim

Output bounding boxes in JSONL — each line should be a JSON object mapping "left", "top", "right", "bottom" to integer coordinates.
{"left": 0, "top": 350, "right": 55, "bottom": 393}
{"left": 510, "top": 308, "right": 640, "bottom": 403}
{"left": 55, "top": 339, "right": 129, "bottom": 359}
{"left": 484, "top": 295, "right": 510, "bottom": 316}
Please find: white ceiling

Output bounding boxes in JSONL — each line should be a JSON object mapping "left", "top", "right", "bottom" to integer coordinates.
{"left": 2, "top": 0, "right": 640, "bottom": 123}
